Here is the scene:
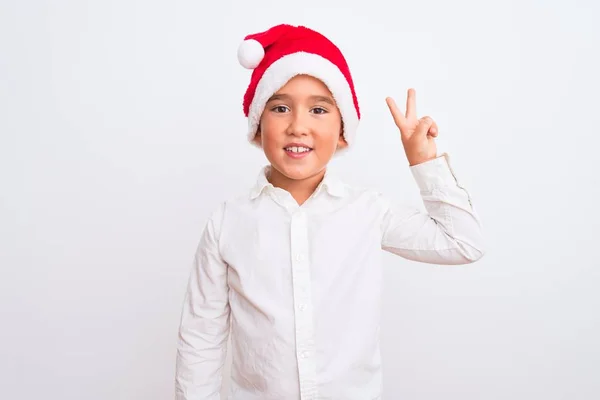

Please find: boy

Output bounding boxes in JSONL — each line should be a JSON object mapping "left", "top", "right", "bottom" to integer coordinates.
{"left": 175, "top": 24, "right": 485, "bottom": 400}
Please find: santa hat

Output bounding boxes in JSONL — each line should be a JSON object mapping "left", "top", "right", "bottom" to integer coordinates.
{"left": 237, "top": 24, "right": 361, "bottom": 148}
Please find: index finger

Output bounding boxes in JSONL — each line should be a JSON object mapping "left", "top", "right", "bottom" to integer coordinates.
{"left": 385, "top": 97, "right": 406, "bottom": 130}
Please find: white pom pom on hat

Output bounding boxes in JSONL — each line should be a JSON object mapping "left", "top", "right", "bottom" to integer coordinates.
{"left": 237, "top": 39, "right": 265, "bottom": 69}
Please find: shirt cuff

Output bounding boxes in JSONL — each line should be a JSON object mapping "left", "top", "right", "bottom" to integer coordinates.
{"left": 410, "top": 153, "right": 458, "bottom": 192}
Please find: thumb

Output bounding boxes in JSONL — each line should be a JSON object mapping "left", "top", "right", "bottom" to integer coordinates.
{"left": 415, "top": 116, "right": 434, "bottom": 137}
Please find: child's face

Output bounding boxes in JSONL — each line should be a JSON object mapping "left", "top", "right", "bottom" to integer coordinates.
{"left": 255, "top": 74, "right": 346, "bottom": 183}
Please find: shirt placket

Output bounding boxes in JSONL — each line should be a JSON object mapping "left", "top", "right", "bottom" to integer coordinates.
{"left": 290, "top": 209, "right": 318, "bottom": 399}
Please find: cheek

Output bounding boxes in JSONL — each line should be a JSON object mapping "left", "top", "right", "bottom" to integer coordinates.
{"left": 318, "top": 119, "right": 343, "bottom": 145}
{"left": 313, "top": 136, "right": 340, "bottom": 156}
{"left": 325, "top": 113, "right": 342, "bottom": 134}
{"left": 260, "top": 116, "right": 284, "bottom": 137}
{"left": 258, "top": 127, "right": 283, "bottom": 155}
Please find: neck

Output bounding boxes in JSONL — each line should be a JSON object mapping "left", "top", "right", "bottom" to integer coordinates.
{"left": 267, "top": 167, "right": 326, "bottom": 205}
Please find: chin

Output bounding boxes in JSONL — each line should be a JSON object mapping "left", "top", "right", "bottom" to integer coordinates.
{"left": 280, "top": 164, "right": 316, "bottom": 179}
{"left": 271, "top": 160, "right": 323, "bottom": 181}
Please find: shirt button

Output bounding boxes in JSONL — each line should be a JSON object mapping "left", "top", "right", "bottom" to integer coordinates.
{"left": 298, "top": 304, "right": 306, "bottom": 311}
{"left": 295, "top": 254, "right": 304, "bottom": 261}
{"left": 301, "top": 351, "right": 309, "bottom": 359}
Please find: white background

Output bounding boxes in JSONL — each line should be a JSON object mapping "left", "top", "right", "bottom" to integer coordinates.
{"left": 1, "top": 0, "right": 599, "bottom": 399}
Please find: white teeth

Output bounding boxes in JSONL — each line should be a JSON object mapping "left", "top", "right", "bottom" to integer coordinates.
{"left": 285, "top": 146, "right": 311, "bottom": 153}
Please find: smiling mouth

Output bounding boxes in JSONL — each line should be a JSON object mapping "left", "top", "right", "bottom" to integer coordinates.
{"left": 283, "top": 145, "right": 313, "bottom": 159}
{"left": 284, "top": 146, "right": 313, "bottom": 153}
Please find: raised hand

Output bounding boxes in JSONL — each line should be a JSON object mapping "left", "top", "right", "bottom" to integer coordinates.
{"left": 386, "top": 89, "right": 438, "bottom": 166}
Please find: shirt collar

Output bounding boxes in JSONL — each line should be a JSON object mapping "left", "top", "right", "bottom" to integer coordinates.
{"left": 249, "top": 165, "right": 346, "bottom": 200}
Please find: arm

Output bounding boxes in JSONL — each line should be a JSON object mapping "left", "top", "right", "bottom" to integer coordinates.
{"left": 382, "top": 89, "right": 485, "bottom": 264}
{"left": 175, "top": 204, "right": 230, "bottom": 399}
{"left": 381, "top": 153, "right": 485, "bottom": 264}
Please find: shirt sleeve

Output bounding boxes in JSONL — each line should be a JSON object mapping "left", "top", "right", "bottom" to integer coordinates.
{"left": 380, "top": 153, "right": 485, "bottom": 265}
{"left": 175, "top": 203, "right": 230, "bottom": 399}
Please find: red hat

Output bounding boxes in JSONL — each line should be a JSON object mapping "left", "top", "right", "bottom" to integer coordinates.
{"left": 237, "top": 24, "right": 361, "bottom": 148}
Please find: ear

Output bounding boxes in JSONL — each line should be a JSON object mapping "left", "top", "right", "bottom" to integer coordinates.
{"left": 252, "top": 125, "right": 263, "bottom": 146}
{"left": 337, "top": 133, "right": 348, "bottom": 150}
{"left": 336, "top": 124, "right": 348, "bottom": 150}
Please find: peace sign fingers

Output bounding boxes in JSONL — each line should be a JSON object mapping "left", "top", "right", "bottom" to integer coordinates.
{"left": 385, "top": 87, "right": 439, "bottom": 166}
{"left": 386, "top": 88, "right": 419, "bottom": 139}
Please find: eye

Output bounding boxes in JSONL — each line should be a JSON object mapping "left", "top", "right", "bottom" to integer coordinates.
{"left": 311, "top": 107, "right": 328, "bottom": 115}
{"left": 271, "top": 105, "right": 290, "bottom": 113}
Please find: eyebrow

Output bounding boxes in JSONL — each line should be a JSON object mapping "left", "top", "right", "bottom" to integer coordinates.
{"left": 267, "top": 93, "right": 336, "bottom": 105}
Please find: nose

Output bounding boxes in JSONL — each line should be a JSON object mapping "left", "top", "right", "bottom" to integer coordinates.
{"left": 286, "top": 110, "right": 310, "bottom": 137}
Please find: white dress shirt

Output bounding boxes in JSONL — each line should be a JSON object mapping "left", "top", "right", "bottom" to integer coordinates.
{"left": 175, "top": 154, "right": 485, "bottom": 400}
